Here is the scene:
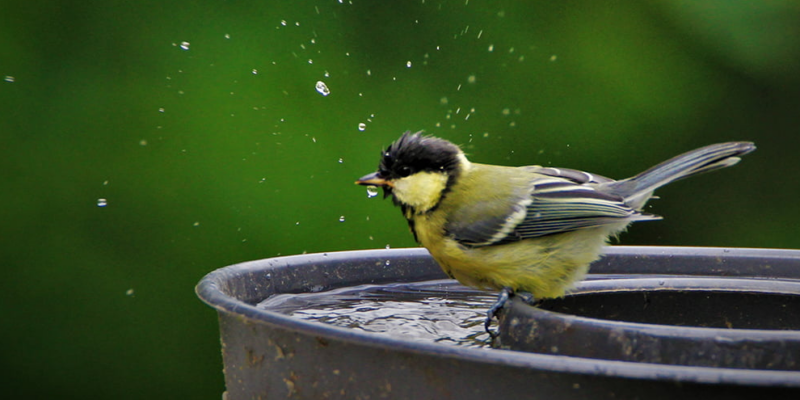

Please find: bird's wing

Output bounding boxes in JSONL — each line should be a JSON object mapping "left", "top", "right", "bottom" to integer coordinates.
{"left": 525, "top": 166, "right": 615, "bottom": 184}
{"left": 510, "top": 177, "right": 657, "bottom": 240}
{"left": 446, "top": 167, "right": 658, "bottom": 248}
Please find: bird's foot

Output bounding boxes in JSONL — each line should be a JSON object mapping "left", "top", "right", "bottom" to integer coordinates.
{"left": 485, "top": 287, "right": 514, "bottom": 340}
{"left": 484, "top": 288, "right": 537, "bottom": 341}
{"left": 516, "top": 291, "right": 536, "bottom": 305}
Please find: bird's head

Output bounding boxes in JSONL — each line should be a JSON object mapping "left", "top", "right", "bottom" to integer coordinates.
{"left": 356, "top": 131, "right": 469, "bottom": 214}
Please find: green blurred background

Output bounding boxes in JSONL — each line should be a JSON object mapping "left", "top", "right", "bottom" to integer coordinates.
{"left": 2, "top": 1, "right": 799, "bottom": 398}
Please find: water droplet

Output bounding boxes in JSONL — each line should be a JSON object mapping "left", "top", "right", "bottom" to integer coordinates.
{"left": 179, "top": 41, "right": 190, "bottom": 51}
{"left": 315, "top": 81, "right": 330, "bottom": 96}
{"left": 280, "top": 20, "right": 287, "bottom": 26}
{"left": 339, "top": 216, "right": 346, "bottom": 222}
{"left": 158, "top": 107, "right": 165, "bottom": 113}
{"left": 358, "top": 123, "right": 366, "bottom": 131}
{"left": 338, "top": 158, "right": 343, "bottom": 164}
{"left": 385, "top": 260, "right": 391, "bottom": 266}
{"left": 252, "top": 69, "right": 258, "bottom": 75}
{"left": 406, "top": 61, "right": 412, "bottom": 68}
{"left": 97, "top": 198, "right": 108, "bottom": 207}
{"left": 4, "top": 76, "right": 15, "bottom": 83}
{"left": 224, "top": 33, "right": 231, "bottom": 39}
{"left": 385, "top": 244, "right": 391, "bottom": 250}
{"left": 366, "top": 186, "right": 379, "bottom": 198}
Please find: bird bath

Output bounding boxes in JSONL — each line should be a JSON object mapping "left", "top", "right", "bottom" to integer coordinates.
{"left": 196, "top": 246, "right": 800, "bottom": 399}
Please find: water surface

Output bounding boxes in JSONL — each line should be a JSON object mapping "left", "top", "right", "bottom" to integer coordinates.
{"left": 258, "top": 280, "right": 498, "bottom": 348}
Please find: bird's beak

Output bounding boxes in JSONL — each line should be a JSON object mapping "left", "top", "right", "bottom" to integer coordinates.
{"left": 355, "top": 172, "right": 393, "bottom": 187}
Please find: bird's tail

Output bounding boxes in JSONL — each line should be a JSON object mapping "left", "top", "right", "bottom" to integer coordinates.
{"left": 602, "top": 142, "right": 756, "bottom": 209}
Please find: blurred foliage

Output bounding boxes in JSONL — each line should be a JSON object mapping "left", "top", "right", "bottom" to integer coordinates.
{"left": 1, "top": 0, "right": 799, "bottom": 398}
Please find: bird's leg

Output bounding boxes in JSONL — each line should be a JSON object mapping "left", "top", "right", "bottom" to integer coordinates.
{"left": 485, "top": 287, "right": 514, "bottom": 339}
{"left": 516, "top": 291, "right": 536, "bottom": 305}
{"left": 485, "top": 288, "right": 537, "bottom": 340}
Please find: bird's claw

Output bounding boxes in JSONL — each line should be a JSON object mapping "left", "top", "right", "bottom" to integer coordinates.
{"left": 484, "top": 287, "right": 514, "bottom": 340}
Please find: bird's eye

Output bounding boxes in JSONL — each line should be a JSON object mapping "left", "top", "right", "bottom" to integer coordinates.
{"left": 397, "top": 165, "right": 412, "bottom": 177}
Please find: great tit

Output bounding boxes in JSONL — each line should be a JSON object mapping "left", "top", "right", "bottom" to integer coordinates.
{"left": 356, "top": 131, "right": 755, "bottom": 336}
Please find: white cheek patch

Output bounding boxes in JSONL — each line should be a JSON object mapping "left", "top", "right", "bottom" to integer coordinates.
{"left": 392, "top": 172, "right": 449, "bottom": 212}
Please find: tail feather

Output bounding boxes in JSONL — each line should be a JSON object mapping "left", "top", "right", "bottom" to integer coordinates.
{"left": 601, "top": 142, "right": 755, "bottom": 208}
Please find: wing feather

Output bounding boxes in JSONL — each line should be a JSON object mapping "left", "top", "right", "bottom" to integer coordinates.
{"left": 446, "top": 167, "right": 659, "bottom": 247}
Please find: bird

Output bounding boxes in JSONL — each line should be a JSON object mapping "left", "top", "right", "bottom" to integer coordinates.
{"left": 355, "top": 131, "right": 755, "bottom": 337}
